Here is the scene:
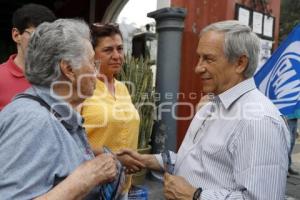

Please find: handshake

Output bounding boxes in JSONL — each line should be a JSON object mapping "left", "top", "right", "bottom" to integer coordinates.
{"left": 91, "top": 147, "right": 173, "bottom": 183}
{"left": 115, "top": 148, "right": 148, "bottom": 174}
{"left": 114, "top": 148, "right": 174, "bottom": 175}
{"left": 115, "top": 148, "right": 174, "bottom": 174}
{"left": 92, "top": 148, "right": 197, "bottom": 200}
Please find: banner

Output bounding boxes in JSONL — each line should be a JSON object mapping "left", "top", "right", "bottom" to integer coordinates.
{"left": 254, "top": 24, "right": 300, "bottom": 118}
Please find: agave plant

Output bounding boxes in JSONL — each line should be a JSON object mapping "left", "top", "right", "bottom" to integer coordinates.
{"left": 117, "top": 55, "right": 155, "bottom": 149}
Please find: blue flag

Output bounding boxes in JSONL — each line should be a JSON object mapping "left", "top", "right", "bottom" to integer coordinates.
{"left": 254, "top": 24, "right": 300, "bottom": 118}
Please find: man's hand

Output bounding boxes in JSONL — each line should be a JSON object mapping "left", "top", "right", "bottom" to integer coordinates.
{"left": 116, "top": 149, "right": 146, "bottom": 174}
{"left": 117, "top": 149, "right": 162, "bottom": 171}
{"left": 117, "top": 153, "right": 145, "bottom": 174}
{"left": 164, "top": 173, "right": 197, "bottom": 200}
{"left": 93, "top": 148, "right": 146, "bottom": 174}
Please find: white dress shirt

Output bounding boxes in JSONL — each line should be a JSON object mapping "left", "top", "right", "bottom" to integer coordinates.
{"left": 156, "top": 78, "right": 290, "bottom": 200}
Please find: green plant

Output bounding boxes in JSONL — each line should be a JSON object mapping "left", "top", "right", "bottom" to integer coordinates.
{"left": 117, "top": 55, "right": 155, "bottom": 149}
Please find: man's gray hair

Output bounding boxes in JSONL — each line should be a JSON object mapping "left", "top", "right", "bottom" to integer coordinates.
{"left": 25, "top": 18, "right": 91, "bottom": 86}
{"left": 201, "top": 20, "right": 260, "bottom": 78}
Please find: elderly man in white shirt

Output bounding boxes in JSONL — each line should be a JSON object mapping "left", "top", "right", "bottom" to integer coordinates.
{"left": 119, "top": 20, "right": 290, "bottom": 200}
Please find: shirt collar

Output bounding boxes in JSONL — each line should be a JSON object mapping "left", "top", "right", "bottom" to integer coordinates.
{"left": 7, "top": 54, "right": 24, "bottom": 78}
{"left": 217, "top": 78, "right": 257, "bottom": 110}
{"left": 29, "top": 85, "right": 84, "bottom": 131}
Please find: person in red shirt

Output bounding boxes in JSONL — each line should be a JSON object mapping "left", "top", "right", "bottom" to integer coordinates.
{"left": 0, "top": 3, "right": 56, "bottom": 110}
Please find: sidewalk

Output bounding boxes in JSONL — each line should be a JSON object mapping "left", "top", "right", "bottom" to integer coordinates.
{"left": 286, "top": 138, "right": 300, "bottom": 200}
{"left": 144, "top": 138, "right": 300, "bottom": 200}
{"left": 144, "top": 175, "right": 164, "bottom": 200}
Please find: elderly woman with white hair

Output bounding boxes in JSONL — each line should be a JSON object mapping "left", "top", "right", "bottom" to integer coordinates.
{"left": 0, "top": 19, "right": 131, "bottom": 199}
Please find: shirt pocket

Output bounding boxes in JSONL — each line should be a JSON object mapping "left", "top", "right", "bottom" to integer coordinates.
{"left": 200, "top": 119, "right": 237, "bottom": 155}
{"left": 200, "top": 126, "right": 227, "bottom": 155}
{"left": 201, "top": 141, "right": 225, "bottom": 155}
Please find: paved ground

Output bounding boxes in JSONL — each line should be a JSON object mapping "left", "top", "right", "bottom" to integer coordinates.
{"left": 286, "top": 138, "right": 300, "bottom": 200}
{"left": 139, "top": 138, "right": 300, "bottom": 200}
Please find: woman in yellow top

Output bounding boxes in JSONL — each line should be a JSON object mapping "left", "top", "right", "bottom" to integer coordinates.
{"left": 81, "top": 23, "right": 140, "bottom": 199}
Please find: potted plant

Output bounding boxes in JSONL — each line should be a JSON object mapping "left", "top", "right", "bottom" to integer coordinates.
{"left": 117, "top": 56, "right": 155, "bottom": 185}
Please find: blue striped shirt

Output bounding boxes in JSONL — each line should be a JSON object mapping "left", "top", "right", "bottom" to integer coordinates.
{"left": 156, "top": 78, "right": 290, "bottom": 200}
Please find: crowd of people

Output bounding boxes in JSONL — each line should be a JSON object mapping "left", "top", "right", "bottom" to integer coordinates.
{"left": 0, "top": 3, "right": 298, "bottom": 200}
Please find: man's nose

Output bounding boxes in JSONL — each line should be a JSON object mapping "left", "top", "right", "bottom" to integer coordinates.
{"left": 195, "top": 64, "right": 206, "bottom": 74}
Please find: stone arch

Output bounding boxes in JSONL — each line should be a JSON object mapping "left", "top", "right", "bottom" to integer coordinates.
{"left": 102, "top": 0, "right": 129, "bottom": 22}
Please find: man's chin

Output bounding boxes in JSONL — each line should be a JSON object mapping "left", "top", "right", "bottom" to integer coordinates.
{"left": 202, "top": 87, "right": 215, "bottom": 94}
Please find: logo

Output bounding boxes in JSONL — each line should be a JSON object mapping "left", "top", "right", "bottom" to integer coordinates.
{"left": 258, "top": 41, "right": 300, "bottom": 110}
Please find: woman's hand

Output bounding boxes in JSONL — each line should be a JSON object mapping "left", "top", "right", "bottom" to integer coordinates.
{"left": 74, "top": 153, "right": 117, "bottom": 186}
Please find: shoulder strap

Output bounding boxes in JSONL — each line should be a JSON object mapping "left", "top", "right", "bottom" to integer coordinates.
{"left": 15, "top": 93, "right": 71, "bottom": 130}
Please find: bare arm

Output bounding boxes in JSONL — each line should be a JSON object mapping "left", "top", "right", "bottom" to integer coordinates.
{"left": 34, "top": 154, "right": 117, "bottom": 200}
{"left": 117, "top": 149, "right": 162, "bottom": 171}
{"left": 92, "top": 147, "right": 146, "bottom": 174}
{"left": 141, "top": 154, "right": 162, "bottom": 171}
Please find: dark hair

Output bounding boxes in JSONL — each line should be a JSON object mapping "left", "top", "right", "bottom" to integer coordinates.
{"left": 91, "top": 23, "right": 123, "bottom": 48}
{"left": 12, "top": 3, "right": 56, "bottom": 34}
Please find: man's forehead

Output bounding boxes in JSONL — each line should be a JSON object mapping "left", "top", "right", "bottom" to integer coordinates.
{"left": 199, "top": 31, "right": 224, "bottom": 42}
{"left": 196, "top": 41, "right": 223, "bottom": 55}
{"left": 197, "top": 32, "right": 224, "bottom": 51}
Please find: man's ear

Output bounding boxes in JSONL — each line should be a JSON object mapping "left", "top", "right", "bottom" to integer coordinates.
{"left": 60, "top": 60, "right": 75, "bottom": 82}
{"left": 235, "top": 55, "right": 248, "bottom": 75}
{"left": 12, "top": 28, "right": 21, "bottom": 44}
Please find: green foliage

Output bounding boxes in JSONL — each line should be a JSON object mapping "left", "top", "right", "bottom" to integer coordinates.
{"left": 117, "top": 56, "right": 155, "bottom": 149}
{"left": 280, "top": 0, "right": 300, "bottom": 43}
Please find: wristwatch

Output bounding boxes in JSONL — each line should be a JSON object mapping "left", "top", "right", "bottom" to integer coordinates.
{"left": 193, "top": 187, "right": 202, "bottom": 200}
